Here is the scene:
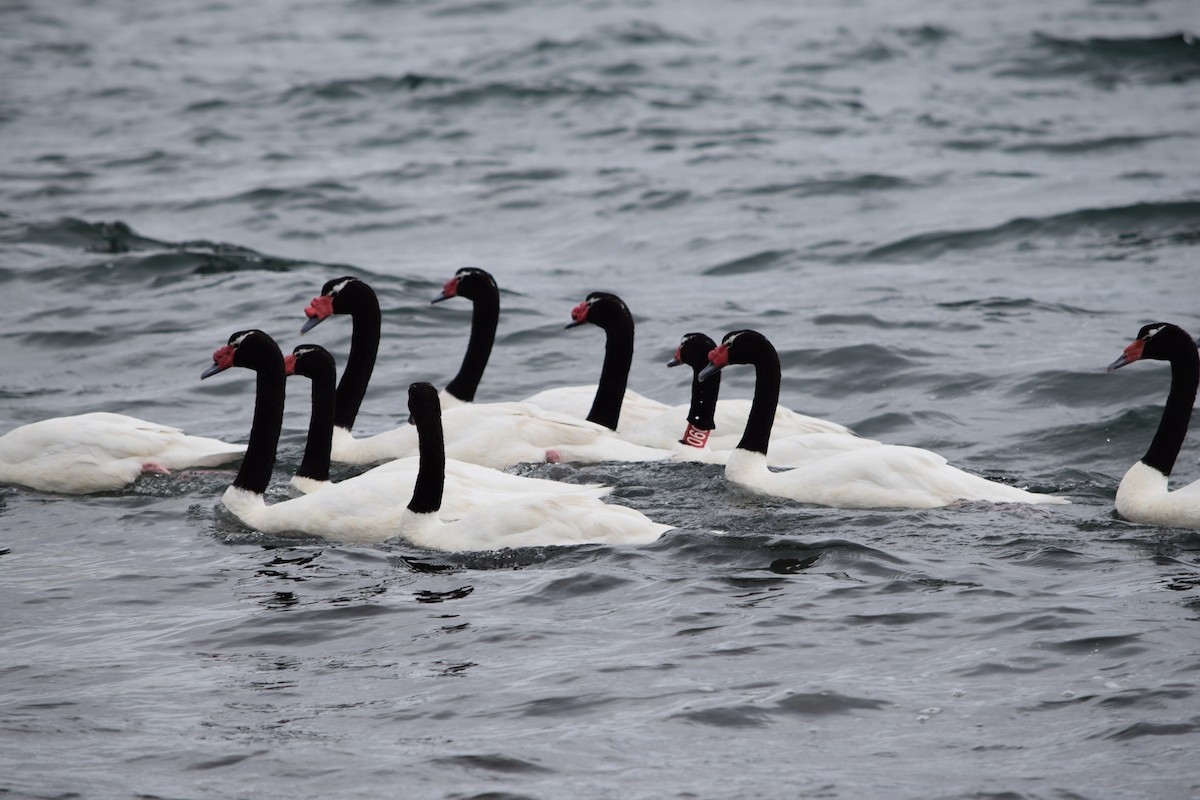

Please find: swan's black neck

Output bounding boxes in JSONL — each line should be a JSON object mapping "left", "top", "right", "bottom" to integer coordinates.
{"left": 295, "top": 365, "right": 336, "bottom": 484}
{"left": 587, "top": 313, "right": 633, "bottom": 431}
{"left": 445, "top": 285, "right": 498, "bottom": 403}
{"left": 336, "top": 294, "right": 381, "bottom": 431}
{"left": 233, "top": 355, "right": 286, "bottom": 496}
{"left": 1142, "top": 337, "right": 1199, "bottom": 476}
{"left": 737, "top": 335, "right": 781, "bottom": 455}
{"left": 407, "top": 384, "right": 445, "bottom": 514}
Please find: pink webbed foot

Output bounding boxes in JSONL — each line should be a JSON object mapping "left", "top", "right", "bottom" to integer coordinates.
{"left": 141, "top": 461, "right": 171, "bottom": 476}
{"left": 544, "top": 449, "right": 562, "bottom": 464}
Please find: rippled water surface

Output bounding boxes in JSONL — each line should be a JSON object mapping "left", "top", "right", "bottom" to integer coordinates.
{"left": 4, "top": 0, "right": 1200, "bottom": 797}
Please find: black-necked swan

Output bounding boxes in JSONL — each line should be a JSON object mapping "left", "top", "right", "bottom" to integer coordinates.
{"left": 521, "top": 292, "right": 672, "bottom": 430}
{"left": 282, "top": 343, "right": 611, "bottom": 501}
{"left": 0, "top": 408, "right": 244, "bottom": 495}
{"left": 300, "top": 277, "right": 672, "bottom": 469}
{"left": 201, "top": 331, "right": 614, "bottom": 542}
{"left": 399, "top": 382, "right": 671, "bottom": 552}
{"left": 617, "top": 332, "right": 875, "bottom": 462}
{"left": 697, "top": 329, "right": 1068, "bottom": 509}
{"left": 429, "top": 267, "right": 499, "bottom": 410}
{"left": 431, "top": 272, "right": 665, "bottom": 427}
{"left": 526, "top": 293, "right": 853, "bottom": 445}
{"left": 1105, "top": 322, "right": 1200, "bottom": 530}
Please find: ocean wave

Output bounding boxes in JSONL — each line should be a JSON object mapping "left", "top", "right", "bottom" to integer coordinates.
{"left": 412, "top": 78, "right": 628, "bottom": 108}
{"left": 427, "top": 0, "right": 519, "bottom": 18}
{"left": 790, "top": 342, "right": 926, "bottom": 373}
{"left": 702, "top": 249, "right": 795, "bottom": 276}
{"left": 464, "top": 19, "right": 696, "bottom": 75}
{"left": 182, "top": 181, "right": 392, "bottom": 215}
{"left": 613, "top": 189, "right": 692, "bottom": 213}
{"left": 1003, "top": 133, "right": 1178, "bottom": 155}
{"left": 731, "top": 172, "right": 917, "bottom": 198}
{"left": 812, "top": 313, "right": 980, "bottom": 333}
{"left": 282, "top": 73, "right": 456, "bottom": 103}
{"left": 1006, "top": 368, "right": 1165, "bottom": 408}
{"left": 1012, "top": 408, "right": 1163, "bottom": 475}
{"left": 1, "top": 217, "right": 165, "bottom": 253}
{"left": 995, "top": 32, "right": 1200, "bottom": 86}
{"left": 673, "top": 689, "right": 890, "bottom": 728}
{"left": 0, "top": 217, "right": 343, "bottom": 278}
{"left": 934, "top": 297, "right": 1102, "bottom": 315}
{"left": 861, "top": 200, "right": 1200, "bottom": 261}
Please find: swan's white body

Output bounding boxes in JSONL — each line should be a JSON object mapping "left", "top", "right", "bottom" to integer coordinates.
{"left": 1115, "top": 461, "right": 1200, "bottom": 530}
{"left": 328, "top": 402, "right": 672, "bottom": 469}
{"left": 648, "top": 430, "right": 883, "bottom": 466}
{"left": 436, "top": 388, "right": 468, "bottom": 412}
{"left": 225, "top": 464, "right": 611, "bottom": 543}
{"left": 723, "top": 446, "right": 1068, "bottom": 509}
{"left": 523, "top": 385, "right": 670, "bottom": 429}
{"left": 0, "top": 412, "right": 244, "bottom": 494}
{"left": 622, "top": 403, "right": 856, "bottom": 454}
{"left": 398, "top": 494, "right": 671, "bottom": 552}
{"left": 527, "top": 388, "right": 855, "bottom": 449}
{"left": 207, "top": 330, "right": 625, "bottom": 544}
{"left": 700, "top": 329, "right": 1067, "bottom": 510}
{"left": 290, "top": 453, "right": 609, "bottom": 500}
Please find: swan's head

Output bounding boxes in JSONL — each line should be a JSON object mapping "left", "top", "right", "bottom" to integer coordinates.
{"left": 698, "top": 330, "right": 766, "bottom": 381}
{"left": 284, "top": 344, "right": 337, "bottom": 384}
{"left": 301, "top": 276, "right": 372, "bottom": 333}
{"left": 1106, "top": 323, "right": 1194, "bottom": 372}
{"left": 667, "top": 332, "right": 718, "bottom": 371}
{"left": 201, "top": 329, "right": 282, "bottom": 379}
{"left": 407, "top": 381, "right": 441, "bottom": 423}
{"left": 432, "top": 267, "right": 496, "bottom": 305}
{"left": 565, "top": 291, "right": 629, "bottom": 330}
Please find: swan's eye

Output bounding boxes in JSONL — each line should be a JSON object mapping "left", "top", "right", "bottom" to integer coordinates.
{"left": 230, "top": 331, "right": 253, "bottom": 348}
{"left": 329, "top": 278, "right": 352, "bottom": 297}
{"left": 1143, "top": 325, "right": 1164, "bottom": 341}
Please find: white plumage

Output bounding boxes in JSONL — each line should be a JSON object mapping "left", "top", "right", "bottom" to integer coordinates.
{"left": 1114, "top": 461, "right": 1200, "bottom": 530}
{"left": 0, "top": 412, "right": 244, "bottom": 494}
{"left": 329, "top": 401, "right": 672, "bottom": 469}
{"left": 206, "top": 332, "right": 615, "bottom": 543}
{"left": 222, "top": 464, "right": 612, "bottom": 544}
{"left": 399, "top": 492, "right": 671, "bottom": 552}
{"left": 723, "top": 446, "right": 1066, "bottom": 509}
{"left": 701, "top": 329, "right": 1067, "bottom": 509}
{"left": 396, "top": 382, "right": 672, "bottom": 551}
{"left": 523, "top": 385, "right": 670, "bottom": 429}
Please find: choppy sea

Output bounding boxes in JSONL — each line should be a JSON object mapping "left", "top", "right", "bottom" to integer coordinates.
{"left": 3, "top": 0, "right": 1200, "bottom": 797}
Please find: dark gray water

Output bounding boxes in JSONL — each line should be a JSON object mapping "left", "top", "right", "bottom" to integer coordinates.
{"left": 4, "top": 0, "right": 1200, "bottom": 797}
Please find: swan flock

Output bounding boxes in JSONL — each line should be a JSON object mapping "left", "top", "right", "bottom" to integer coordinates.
{"left": 4, "top": 267, "right": 1194, "bottom": 545}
